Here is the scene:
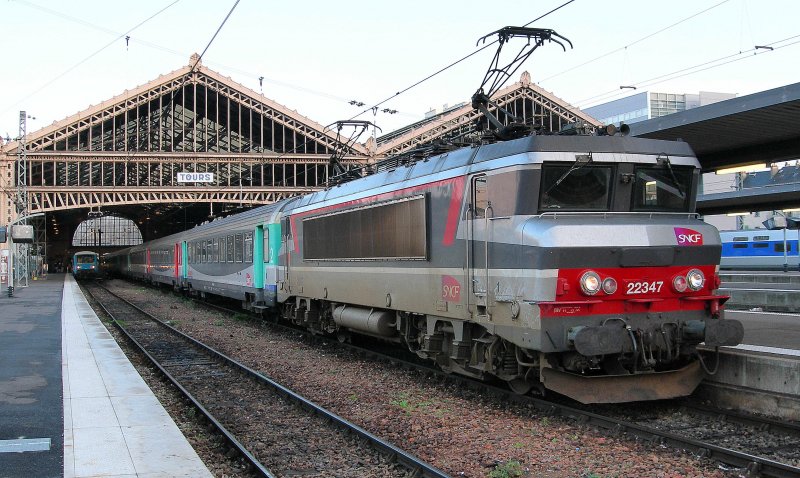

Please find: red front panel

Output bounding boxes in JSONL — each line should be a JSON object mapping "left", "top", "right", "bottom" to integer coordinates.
{"left": 540, "top": 265, "right": 721, "bottom": 317}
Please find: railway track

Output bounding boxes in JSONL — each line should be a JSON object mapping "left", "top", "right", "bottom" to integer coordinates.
{"left": 202, "top": 300, "right": 800, "bottom": 477}
{"left": 99, "top": 279, "right": 800, "bottom": 478}
{"left": 84, "top": 283, "right": 450, "bottom": 478}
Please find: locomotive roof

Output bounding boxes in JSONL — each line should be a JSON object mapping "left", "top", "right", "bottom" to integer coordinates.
{"left": 293, "top": 135, "right": 697, "bottom": 211}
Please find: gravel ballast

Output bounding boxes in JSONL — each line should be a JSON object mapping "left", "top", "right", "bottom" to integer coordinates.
{"left": 98, "top": 280, "right": 735, "bottom": 477}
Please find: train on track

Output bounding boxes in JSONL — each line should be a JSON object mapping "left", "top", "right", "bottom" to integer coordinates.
{"left": 72, "top": 250, "right": 101, "bottom": 280}
{"left": 720, "top": 229, "right": 800, "bottom": 270}
{"left": 104, "top": 133, "right": 745, "bottom": 403}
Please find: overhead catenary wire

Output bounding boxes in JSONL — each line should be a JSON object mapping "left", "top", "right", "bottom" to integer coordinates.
{"left": 152, "top": 1, "right": 579, "bottom": 226}
{"left": 537, "top": 0, "right": 732, "bottom": 85}
{"left": 0, "top": 0, "right": 181, "bottom": 117}
{"left": 575, "top": 33, "right": 800, "bottom": 108}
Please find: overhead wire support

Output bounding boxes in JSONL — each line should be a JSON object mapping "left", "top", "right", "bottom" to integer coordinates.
{"left": 472, "top": 27, "right": 572, "bottom": 140}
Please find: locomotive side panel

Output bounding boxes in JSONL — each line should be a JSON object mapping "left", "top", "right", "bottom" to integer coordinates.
{"left": 286, "top": 175, "right": 470, "bottom": 320}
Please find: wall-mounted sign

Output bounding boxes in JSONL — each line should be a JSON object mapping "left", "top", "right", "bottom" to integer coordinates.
{"left": 10, "top": 225, "right": 34, "bottom": 243}
{"left": 177, "top": 172, "right": 215, "bottom": 183}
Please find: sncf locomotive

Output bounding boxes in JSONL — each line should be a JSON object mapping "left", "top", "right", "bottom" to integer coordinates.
{"left": 105, "top": 134, "right": 744, "bottom": 403}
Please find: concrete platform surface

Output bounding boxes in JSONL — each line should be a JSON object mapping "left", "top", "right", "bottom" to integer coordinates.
{"left": 1, "top": 274, "right": 212, "bottom": 478}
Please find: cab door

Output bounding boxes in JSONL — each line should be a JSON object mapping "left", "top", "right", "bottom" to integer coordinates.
{"left": 468, "top": 175, "right": 494, "bottom": 317}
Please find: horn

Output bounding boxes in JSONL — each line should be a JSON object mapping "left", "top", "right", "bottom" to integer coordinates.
{"left": 619, "top": 123, "right": 630, "bottom": 137}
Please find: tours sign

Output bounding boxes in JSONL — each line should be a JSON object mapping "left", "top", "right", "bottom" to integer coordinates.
{"left": 177, "top": 172, "right": 215, "bottom": 183}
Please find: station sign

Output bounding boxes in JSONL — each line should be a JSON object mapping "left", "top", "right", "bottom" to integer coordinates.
{"left": 177, "top": 172, "right": 215, "bottom": 183}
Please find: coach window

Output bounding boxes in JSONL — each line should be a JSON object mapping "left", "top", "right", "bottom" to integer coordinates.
{"left": 775, "top": 243, "right": 793, "bottom": 252}
{"left": 227, "top": 235, "right": 235, "bottom": 262}
{"left": 212, "top": 238, "right": 220, "bottom": 263}
{"left": 244, "top": 232, "right": 253, "bottom": 263}
{"left": 220, "top": 238, "right": 227, "bottom": 263}
{"left": 235, "top": 233, "right": 244, "bottom": 262}
{"left": 201, "top": 241, "right": 207, "bottom": 263}
{"left": 263, "top": 230, "right": 270, "bottom": 262}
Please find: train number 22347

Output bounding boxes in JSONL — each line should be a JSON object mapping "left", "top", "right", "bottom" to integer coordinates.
{"left": 626, "top": 280, "right": 664, "bottom": 294}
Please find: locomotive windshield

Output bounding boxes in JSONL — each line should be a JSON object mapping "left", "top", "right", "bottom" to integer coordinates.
{"left": 631, "top": 166, "right": 693, "bottom": 212}
{"left": 539, "top": 164, "right": 612, "bottom": 211}
{"left": 76, "top": 255, "right": 96, "bottom": 264}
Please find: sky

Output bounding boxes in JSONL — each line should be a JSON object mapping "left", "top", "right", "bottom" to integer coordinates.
{"left": 1, "top": 0, "right": 799, "bottom": 141}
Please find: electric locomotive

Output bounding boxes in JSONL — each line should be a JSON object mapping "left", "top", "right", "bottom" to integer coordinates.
{"left": 278, "top": 134, "right": 743, "bottom": 403}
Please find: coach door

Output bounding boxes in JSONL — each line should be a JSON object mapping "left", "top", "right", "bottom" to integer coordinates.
{"left": 469, "top": 175, "right": 493, "bottom": 315}
{"left": 254, "top": 226, "right": 265, "bottom": 290}
{"left": 257, "top": 223, "right": 281, "bottom": 306}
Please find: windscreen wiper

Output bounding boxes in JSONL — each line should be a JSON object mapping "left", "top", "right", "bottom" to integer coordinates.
{"left": 657, "top": 153, "right": 686, "bottom": 199}
{"left": 543, "top": 153, "right": 593, "bottom": 197}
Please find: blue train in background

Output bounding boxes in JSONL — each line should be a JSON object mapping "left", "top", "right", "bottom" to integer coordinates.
{"left": 720, "top": 229, "right": 800, "bottom": 270}
{"left": 72, "top": 251, "right": 102, "bottom": 280}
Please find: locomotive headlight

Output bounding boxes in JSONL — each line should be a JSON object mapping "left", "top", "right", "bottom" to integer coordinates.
{"left": 580, "top": 271, "right": 601, "bottom": 295}
{"left": 687, "top": 269, "right": 705, "bottom": 291}
{"left": 672, "top": 275, "right": 688, "bottom": 293}
{"left": 601, "top": 277, "right": 617, "bottom": 295}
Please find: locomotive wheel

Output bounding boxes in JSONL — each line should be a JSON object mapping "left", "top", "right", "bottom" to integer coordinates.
{"left": 337, "top": 330, "right": 351, "bottom": 343}
{"left": 507, "top": 378, "right": 535, "bottom": 395}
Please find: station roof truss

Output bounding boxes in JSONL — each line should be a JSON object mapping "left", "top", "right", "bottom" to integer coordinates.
{"left": 375, "top": 72, "right": 600, "bottom": 158}
{"left": 0, "top": 55, "right": 369, "bottom": 218}
{"left": 0, "top": 64, "right": 600, "bottom": 242}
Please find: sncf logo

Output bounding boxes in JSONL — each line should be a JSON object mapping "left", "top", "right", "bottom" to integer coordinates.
{"left": 674, "top": 227, "right": 703, "bottom": 246}
{"left": 442, "top": 275, "right": 461, "bottom": 302}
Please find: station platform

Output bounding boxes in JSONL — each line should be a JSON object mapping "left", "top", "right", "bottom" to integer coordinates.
{"left": 0, "top": 274, "right": 211, "bottom": 478}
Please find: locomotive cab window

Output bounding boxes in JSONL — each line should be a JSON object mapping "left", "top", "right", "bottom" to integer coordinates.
{"left": 539, "top": 163, "right": 612, "bottom": 211}
{"left": 631, "top": 165, "right": 692, "bottom": 212}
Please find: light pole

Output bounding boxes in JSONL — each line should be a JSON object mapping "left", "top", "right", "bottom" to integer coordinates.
{"left": 772, "top": 210, "right": 800, "bottom": 273}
